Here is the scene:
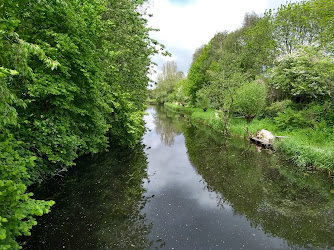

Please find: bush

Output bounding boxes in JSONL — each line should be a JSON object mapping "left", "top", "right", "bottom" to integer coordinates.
{"left": 0, "top": 134, "right": 54, "bottom": 250}
{"left": 233, "top": 80, "right": 267, "bottom": 122}
{"left": 264, "top": 99, "right": 293, "bottom": 118}
{"left": 274, "top": 103, "right": 329, "bottom": 130}
{"left": 323, "top": 102, "right": 334, "bottom": 126}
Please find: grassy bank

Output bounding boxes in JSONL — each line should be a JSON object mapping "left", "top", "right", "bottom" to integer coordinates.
{"left": 164, "top": 102, "right": 334, "bottom": 173}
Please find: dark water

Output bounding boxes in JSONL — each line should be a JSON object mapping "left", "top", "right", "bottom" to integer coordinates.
{"left": 23, "top": 106, "right": 334, "bottom": 249}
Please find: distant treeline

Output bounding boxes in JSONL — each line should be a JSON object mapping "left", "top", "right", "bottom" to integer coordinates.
{"left": 0, "top": 0, "right": 161, "bottom": 249}
{"left": 153, "top": 0, "right": 334, "bottom": 114}
{"left": 151, "top": 0, "right": 334, "bottom": 171}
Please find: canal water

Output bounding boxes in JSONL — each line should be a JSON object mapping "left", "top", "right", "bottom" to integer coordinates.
{"left": 23, "top": 106, "right": 334, "bottom": 249}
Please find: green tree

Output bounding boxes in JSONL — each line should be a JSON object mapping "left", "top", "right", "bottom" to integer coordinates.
{"left": 273, "top": 1, "right": 321, "bottom": 54}
{"left": 153, "top": 61, "right": 184, "bottom": 103}
{"left": 207, "top": 67, "right": 247, "bottom": 134}
{"left": 0, "top": 49, "right": 54, "bottom": 250}
{"left": 311, "top": 0, "right": 334, "bottom": 53}
{"left": 0, "top": 134, "right": 55, "bottom": 250}
{"left": 188, "top": 43, "right": 212, "bottom": 105}
{"left": 196, "top": 87, "right": 211, "bottom": 111}
{"left": 241, "top": 11, "right": 277, "bottom": 77}
{"left": 269, "top": 45, "right": 334, "bottom": 104}
{"left": 0, "top": 0, "right": 159, "bottom": 248}
{"left": 174, "top": 78, "right": 191, "bottom": 105}
{"left": 233, "top": 80, "right": 267, "bottom": 122}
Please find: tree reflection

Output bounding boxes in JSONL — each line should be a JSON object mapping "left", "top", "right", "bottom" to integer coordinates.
{"left": 154, "top": 106, "right": 182, "bottom": 146}
{"left": 183, "top": 122, "right": 334, "bottom": 249}
{"left": 22, "top": 145, "right": 159, "bottom": 249}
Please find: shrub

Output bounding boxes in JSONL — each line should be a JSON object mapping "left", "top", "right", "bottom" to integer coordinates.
{"left": 264, "top": 99, "right": 293, "bottom": 118}
{"left": 233, "top": 80, "right": 267, "bottom": 122}
{"left": 274, "top": 103, "right": 329, "bottom": 130}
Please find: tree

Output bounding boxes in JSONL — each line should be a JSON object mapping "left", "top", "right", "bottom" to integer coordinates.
{"left": 188, "top": 43, "right": 212, "bottom": 105}
{"left": 0, "top": 134, "right": 55, "bottom": 250}
{"left": 273, "top": 1, "right": 321, "bottom": 54}
{"left": 269, "top": 45, "right": 334, "bottom": 104}
{"left": 0, "top": 0, "right": 159, "bottom": 248}
{"left": 311, "top": 0, "right": 334, "bottom": 53}
{"left": 207, "top": 60, "right": 247, "bottom": 134}
{"left": 191, "top": 45, "right": 205, "bottom": 65}
{"left": 169, "top": 78, "right": 191, "bottom": 105}
{"left": 153, "top": 61, "right": 184, "bottom": 103}
{"left": 0, "top": 43, "right": 55, "bottom": 250}
{"left": 241, "top": 11, "right": 277, "bottom": 77}
{"left": 157, "top": 61, "right": 183, "bottom": 83}
{"left": 233, "top": 80, "right": 267, "bottom": 122}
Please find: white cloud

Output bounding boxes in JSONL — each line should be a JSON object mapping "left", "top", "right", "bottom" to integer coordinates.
{"left": 146, "top": 0, "right": 300, "bottom": 78}
{"left": 149, "top": 0, "right": 266, "bottom": 51}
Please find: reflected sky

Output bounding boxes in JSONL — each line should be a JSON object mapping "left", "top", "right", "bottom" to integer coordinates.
{"left": 142, "top": 107, "right": 290, "bottom": 249}
{"left": 23, "top": 106, "right": 333, "bottom": 249}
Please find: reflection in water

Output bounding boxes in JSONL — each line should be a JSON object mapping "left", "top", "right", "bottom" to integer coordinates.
{"left": 23, "top": 145, "right": 156, "bottom": 249}
{"left": 143, "top": 106, "right": 334, "bottom": 249}
{"left": 22, "top": 106, "right": 334, "bottom": 249}
{"left": 184, "top": 123, "right": 334, "bottom": 249}
{"left": 143, "top": 107, "right": 287, "bottom": 249}
{"left": 153, "top": 105, "right": 182, "bottom": 146}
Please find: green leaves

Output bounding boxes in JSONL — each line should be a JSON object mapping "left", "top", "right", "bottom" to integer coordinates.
{"left": 0, "top": 133, "right": 55, "bottom": 250}
{"left": 0, "top": 67, "right": 18, "bottom": 78}
{"left": 269, "top": 45, "right": 334, "bottom": 103}
{"left": 233, "top": 80, "right": 267, "bottom": 122}
{"left": 153, "top": 61, "right": 184, "bottom": 104}
{"left": 0, "top": 0, "right": 158, "bottom": 248}
{"left": 188, "top": 43, "right": 212, "bottom": 105}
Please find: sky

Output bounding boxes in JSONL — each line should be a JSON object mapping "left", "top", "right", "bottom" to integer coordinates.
{"left": 146, "top": 0, "right": 299, "bottom": 84}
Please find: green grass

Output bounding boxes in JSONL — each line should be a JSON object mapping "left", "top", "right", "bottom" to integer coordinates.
{"left": 164, "top": 102, "right": 334, "bottom": 173}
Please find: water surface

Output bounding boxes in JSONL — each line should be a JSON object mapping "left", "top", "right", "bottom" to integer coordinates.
{"left": 23, "top": 106, "right": 334, "bottom": 249}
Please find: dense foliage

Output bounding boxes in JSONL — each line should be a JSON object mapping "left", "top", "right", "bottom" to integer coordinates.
{"left": 0, "top": 0, "right": 159, "bottom": 248}
{"left": 269, "top": 45, "right": 334, "bottom": 103}
{"left": 152, "top": 61, "right": 184, "bottom": 103}
{"left": 154, "top": 0, "right": 334, "bottom": 171}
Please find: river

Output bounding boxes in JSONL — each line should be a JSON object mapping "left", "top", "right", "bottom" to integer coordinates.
{"left": 23, "top": 106, "right": 334, "bottom": 249}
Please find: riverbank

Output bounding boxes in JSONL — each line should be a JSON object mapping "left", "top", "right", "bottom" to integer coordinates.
{"left": 164, "top": 102, "right": 334, "bottom": 174}
{"left": 23, "top": 106, "right": 334, "bottom": 249}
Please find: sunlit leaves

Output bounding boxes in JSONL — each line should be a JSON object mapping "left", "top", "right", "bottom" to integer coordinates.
{"left": 153, "top": 61, "right": 184, "bottom": 104}
{"left": 233, "top": 80, "right": 267, "bottom": 122}
{"left": 0, "top": 0, "right": 158, "bottom": 248}
{"left": 269, "top": 45, "right": 334, "bottom": 103}
{"left": 0, "top": 134, "right": 54, "bottom": 250}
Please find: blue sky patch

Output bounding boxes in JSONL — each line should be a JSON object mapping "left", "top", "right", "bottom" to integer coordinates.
{"left": 168, "top": 0, "right": 197, "bottom": 6}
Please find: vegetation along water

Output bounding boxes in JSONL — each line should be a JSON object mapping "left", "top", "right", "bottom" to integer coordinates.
{"left": 1, "top": 0, "right": 334, "bottom": 249}
{"left": 0, "top": 0, "right": 164, "bottom": 248}
{"left": 22, "top": 106, "right": 334, "bottom": 249}
{"left": 150, "top": 0, "right": 334, "bottom": 174}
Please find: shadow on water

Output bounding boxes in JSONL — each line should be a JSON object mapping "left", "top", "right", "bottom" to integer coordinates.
{"left": 22, "top": 145, "right": 158, "bottom": 249}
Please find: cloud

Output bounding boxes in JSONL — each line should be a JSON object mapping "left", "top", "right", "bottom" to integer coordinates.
{"left": 147, "top": 0, "right": 301, "bottom": 82}
{"left": 266, "top": 0, "right": 298, "bottom": 9}
{"left": 147, "top": 0, "right": 265, "bottom": 78}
